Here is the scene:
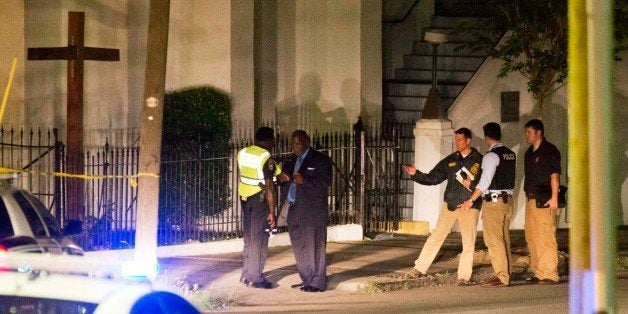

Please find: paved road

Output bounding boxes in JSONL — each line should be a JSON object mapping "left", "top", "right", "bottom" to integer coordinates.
{"left": 158, "top": 228, "right": 627, "bottom": 312}
{"left": 225, "top": 279, "right": 628, "bottom": 313}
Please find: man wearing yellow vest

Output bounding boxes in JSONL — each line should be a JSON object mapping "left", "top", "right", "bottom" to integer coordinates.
{"left": 237, "top": 126, "right": 280, "bottom": 289}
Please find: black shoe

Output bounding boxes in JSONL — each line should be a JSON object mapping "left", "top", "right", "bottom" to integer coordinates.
{"left": 239, "top": 278, "right": 250, "bottom": 285}
{"left": 456, "top": 279, "right": 474, "bottom": 286}
{"left": 401, "top": 269, "right": 426, "bottom": 280}
{"left": 250, "top": 280, "right": 273, "bottom": 289}
{"left": 480, "top": 277, "right": 508, "bottom": 288}
{"left": 300, "top": 285, "right": 323, "bottom": 292}
{"left": 526, "top": 276, "right": 540, "bottom": 284}
{"left": 291, "top": 282, "right": 304, "bottom": 289}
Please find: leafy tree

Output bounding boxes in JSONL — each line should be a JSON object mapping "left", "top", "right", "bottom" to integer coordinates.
{"left": 474, "top": 0, "right": 627, "bottom": 113}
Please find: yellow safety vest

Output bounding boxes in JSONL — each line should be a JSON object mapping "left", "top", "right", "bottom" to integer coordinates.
{"left": 237, "top": 145, "right": 280, "bottom": 197}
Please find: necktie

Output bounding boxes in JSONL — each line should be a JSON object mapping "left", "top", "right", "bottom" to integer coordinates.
{"left": 287, "top": 155, "right": 304, "bottom": 202}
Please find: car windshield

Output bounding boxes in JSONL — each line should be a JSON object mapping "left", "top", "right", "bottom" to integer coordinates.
{"left": 20, "top": 192, "right": 62, "bottom": 237}
{"left": 13, "top": 191, "right": 62, "bottom": 237}
{"left": 0, "top": 197, "right": 15, "bottom": 239}
{"left": 0, "top": 296, "right": 98, "bottom": 314}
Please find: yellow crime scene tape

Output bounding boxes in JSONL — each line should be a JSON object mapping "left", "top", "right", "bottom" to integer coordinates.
{"left": 0, "top": 167, "right": 159, "bottom": 188}
{"left": 1, "top": 58, "right": 158, "bottom": 187}
{"left": 0, "top": 58, "right": 17, "bottom": 123}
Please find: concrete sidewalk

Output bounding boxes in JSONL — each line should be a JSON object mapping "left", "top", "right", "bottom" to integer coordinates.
{"left": 158, "top": 228, "right": 628, "bottom": 307}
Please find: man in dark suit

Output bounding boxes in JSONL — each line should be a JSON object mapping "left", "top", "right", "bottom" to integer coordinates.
{"left": 278, "top": 130, "right": 332, "bottom": 292}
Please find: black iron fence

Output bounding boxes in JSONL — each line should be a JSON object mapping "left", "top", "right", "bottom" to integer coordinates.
{"left": 0, "top": 127, "right": 61, "bottom": 215}
{"left": 82, "top": 142, "right": 139, "bottom": 250}
{"left": 0, "top": 126, "right": 404, "bottom": 251}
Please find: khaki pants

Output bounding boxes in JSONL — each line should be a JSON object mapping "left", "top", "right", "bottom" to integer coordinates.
{"left": 414, "top": 203, "right": 479, "bottom": 281}
{"left": 482, "top": 196, "right": 513, "bottom": 285}
{"left": 277, "top": 201, "right": 290, "bottom": 227}
{"left": 524, "top": 198, "right": 559, "bottom": 282}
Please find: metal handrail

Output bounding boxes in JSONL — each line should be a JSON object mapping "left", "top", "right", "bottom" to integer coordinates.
{"left": 383, "top": 0, "right": 421, "bottom": 24}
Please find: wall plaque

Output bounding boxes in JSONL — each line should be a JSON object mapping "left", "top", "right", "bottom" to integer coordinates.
{"left": 501, "top": 91, "right": 519, "bottom": 122}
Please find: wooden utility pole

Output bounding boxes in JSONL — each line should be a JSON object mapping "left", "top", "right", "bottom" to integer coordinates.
{"left": 28, "top": 12, "right": 120, "bottom": 221}
{"left": 135, "top": 0, "right": 170, "bottom": 266}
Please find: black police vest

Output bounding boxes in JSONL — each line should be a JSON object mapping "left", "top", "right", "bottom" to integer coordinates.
{"left": 488, "top": 146, "right": 516, "bottom": 190}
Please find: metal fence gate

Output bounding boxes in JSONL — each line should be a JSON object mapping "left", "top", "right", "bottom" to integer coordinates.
{"left": 0, "top": 127, "right": 61, "bottom": 217}
{"left": 0, "top": 125, "right": 405, "bottom": 251}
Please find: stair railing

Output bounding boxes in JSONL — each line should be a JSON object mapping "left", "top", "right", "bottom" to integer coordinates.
{"left": 383, "top": 0, "right": 421, "bottom": 25}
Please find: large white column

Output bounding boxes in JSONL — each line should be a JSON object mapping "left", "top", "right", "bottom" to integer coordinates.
{"left": 0, "top": 0, "right": 25, "bottom": 127}
{"left": 413, "top": 119, "right": 453, "bottom": 230}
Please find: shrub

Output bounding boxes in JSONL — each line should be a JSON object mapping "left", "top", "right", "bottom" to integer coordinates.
{"left": 158, "top": 86, "right": 233, "bottom": 243}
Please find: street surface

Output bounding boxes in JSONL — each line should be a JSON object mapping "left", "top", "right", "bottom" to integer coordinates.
{"left": 158, "top": 229, "right": 628, "bottom": 313}
{"left": 225, "top": 279, "right": 628, "bottom": 313}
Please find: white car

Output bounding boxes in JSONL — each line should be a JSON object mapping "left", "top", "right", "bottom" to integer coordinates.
{"left": 0, "top": 173, "right": 84, "bottom": 255}
{"left": 0, "top": 252, "right": 200, "bottom": 314}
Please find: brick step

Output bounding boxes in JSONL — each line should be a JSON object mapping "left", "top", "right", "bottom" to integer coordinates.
{"left": 412, "top": 41, "right": 493, "bottom": 56}
{"left": 403, "top": 55, "right": 485, "bottom": 71}
{"left": 384, "top": 81, "right": 465, "bottom": 98}
{"left": 383, "top": 111, "right": 420, "bottom": 125}
{"left": 394, "top": 68, "right": 475, "bottom": 82}
{"left": 429, "top": 15, "right": 495, "bottom": 29}
{"left": 435, "top": 1, "right": 498, "bottom": 17}
{"left": 421, "top": 27, "right": 499, "bottom": 43}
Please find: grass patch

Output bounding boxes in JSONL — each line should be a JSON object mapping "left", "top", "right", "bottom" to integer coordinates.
{"left": 156, "top": 274, "right": 237, "bottom": 311}
{"left": 178, "top": 283, "right": 236, "bottom": 312}
{"left": 360, "top": 272, "right": 458, "bottom": 293}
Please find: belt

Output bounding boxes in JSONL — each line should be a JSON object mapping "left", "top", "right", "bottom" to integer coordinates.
{"left": 241, "top": 191, "right": 263, "bottom": 202}
{"left": 484, "top": 192, "right": 511, "bottom": 203}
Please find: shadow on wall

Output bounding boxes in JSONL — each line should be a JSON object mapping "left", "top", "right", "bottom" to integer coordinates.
{"left": 499, "top": 100, "right": 568, "bottom": 226}
{"left": 276, "top": 72, "right": 349, "bottom": 135}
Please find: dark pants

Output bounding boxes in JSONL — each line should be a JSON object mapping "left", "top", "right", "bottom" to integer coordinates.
{"left": 241, "top": 197, "right": 269, "bottom": 283}
{"left": 288, "top": 224, "right": 327, "bottom": 290}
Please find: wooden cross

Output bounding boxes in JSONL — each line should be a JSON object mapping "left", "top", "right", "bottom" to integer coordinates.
{"left": 28, "top": 11, "right": 120, "bottom": 222}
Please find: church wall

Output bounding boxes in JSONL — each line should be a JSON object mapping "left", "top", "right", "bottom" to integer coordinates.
{"left": 448, "top": 48, "right": 628, "bottom": 229}
{"left": 0, "top": 0, "right": 26, "bottom": 128}
{"left": 360, "top": 0, "right": 383, "bottom": 128}
{"left": 24, "top": 0, "right": 64, "bottom": 132}
{"left": 230, "top": 0, "right": 255, "bottom": 134}
{"left": 166, "top": 0, "right": 257, "bottom": 137}
{"left": 274, "top": 0, "right": 381, "bottom": 135}
{"left": 166, "top": 0, "right": 231, "bottom": 93}
{"left": 24, "top": 0, "right": 132, "bottom": 148}
{"left": 254, "top": 0, "right": 279, "bottom": 129}
{"left": 126, "top": 0, "right": 149, "bottom": 133}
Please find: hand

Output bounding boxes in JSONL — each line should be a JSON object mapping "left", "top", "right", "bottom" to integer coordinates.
{"left": 293, "top": 173, "right": 303, "bottom": 184}
{"left": 267, "top": 212, "right": 276, "bottom": 229}
{"left": 402, "top": 164, "right": 417, "bottom": 176}
{"left": 544, "top": 197, "right": 558, "bottom": 211}
{"left": 462, "top": 178, "right": 471, "bottom": 189}
{"left": 277, "top": 173, "right": 291, "bottom": 183}
{"left": 456, "top": 199, "right": 473, "bottom": 210}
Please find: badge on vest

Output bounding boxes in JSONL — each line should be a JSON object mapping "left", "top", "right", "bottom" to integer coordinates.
{"left": 267, "top": 159, "right": 275, "bottom": 171}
